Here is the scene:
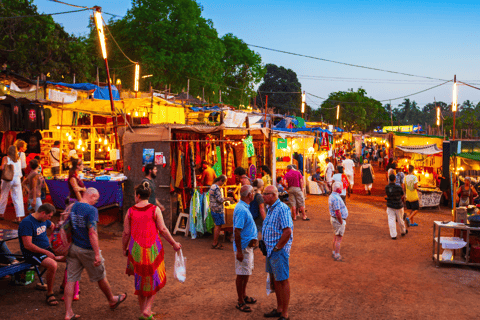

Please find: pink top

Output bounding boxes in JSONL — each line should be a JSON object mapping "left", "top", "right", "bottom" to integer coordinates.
{"left": 284, "top": 169, "right": 302, "bottom": 188}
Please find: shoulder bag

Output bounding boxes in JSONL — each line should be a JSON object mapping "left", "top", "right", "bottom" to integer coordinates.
{"left": 1, "top": 163, "right": 14, "bottom": 181}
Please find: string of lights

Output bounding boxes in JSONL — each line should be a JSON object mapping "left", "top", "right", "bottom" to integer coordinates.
{"left": 247, "top": 44, "right": 448, "bottom": 82}
{"left": 0, "top": 8, "right": 89, "bottom": 20}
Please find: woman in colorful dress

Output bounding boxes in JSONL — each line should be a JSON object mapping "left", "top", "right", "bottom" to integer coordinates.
{"left": 123, "top": 182, "right": 182, "bottom": 320}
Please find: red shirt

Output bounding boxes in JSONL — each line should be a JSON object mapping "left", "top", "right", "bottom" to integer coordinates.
{"left": 284, "top": 170, "right": 302, "bottom": 188}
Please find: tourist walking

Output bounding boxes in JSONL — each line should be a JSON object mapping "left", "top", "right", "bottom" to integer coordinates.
{"left": 385, "top": 174, "right": 407, "bottom": 239}
{"left": 64, "top": 188, "right": 127, "bottom": 320}
{"left": 122, "top": 182, "right": 181, "bottom": 320}
{"left": 233, "top": 185, "right": 258, "bottom": 313}
{"left": 262, "top": 185, "right": 293, "bottom": 320}
{"left": 360, "top": 159, "right": 375, "bottom": 195}
{"left": 0, "top": 145, "right": 25, "bottom": 222}
{"left": 342, "top": 154, "right": 355, "bottom": 194}
{"left": 324, "top": 158, "right": 334, "bottom": 192}
{"left": 405, "top": 165, "right": 420, "bottom": 227}
{"left": 332, "top": 166, "right": 350, "bottom": 204}
{"left": 22, "top": 159, "right": 45, "bottom": 212}
{"left": 284, "top": 164, "right": 308, "bottom": 221}
{"left": 329, "top": 182, "right": 348, "bottom": 261}
{"left": 142, "top": 163, "right": 165, "bottom": 211}
{"left": 208, "top": 175, "right": 232, "bottom": 249}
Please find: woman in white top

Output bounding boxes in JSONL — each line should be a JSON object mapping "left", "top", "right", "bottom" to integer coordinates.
{"left": 14, "top": 139, "right": 27, "bottom": 172}
{"left": 0, "top": 145, "right": 25, "bottom": 222}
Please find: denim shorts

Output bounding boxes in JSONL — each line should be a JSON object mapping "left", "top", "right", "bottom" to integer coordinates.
{"left": 266, "top": 248, "right": 289, "bottom": 281}
{"left": 211, "top": 211, "right": 225, "bottom": 226}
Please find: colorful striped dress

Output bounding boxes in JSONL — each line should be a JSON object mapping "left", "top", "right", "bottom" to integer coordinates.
{"left": 126, "top": 204, "right": 166, "bottom": 296}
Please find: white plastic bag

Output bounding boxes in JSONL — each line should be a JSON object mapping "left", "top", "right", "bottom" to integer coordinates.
{"left": 174, "top": 249, "right": 187, "bottom": 283}
{"left": 266, "top": 273, "right": 275, "bottom": 295}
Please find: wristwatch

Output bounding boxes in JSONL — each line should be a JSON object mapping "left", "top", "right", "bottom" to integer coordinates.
{"left": 273, "top": 245, "right": 280, "bottom": 252}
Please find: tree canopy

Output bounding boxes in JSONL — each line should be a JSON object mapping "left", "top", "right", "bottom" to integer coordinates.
{"left": 313, "top": 88, "right": 390, "bottom": 131}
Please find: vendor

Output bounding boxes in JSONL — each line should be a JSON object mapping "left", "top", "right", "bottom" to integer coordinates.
{"left": 260, "top": 165, "right": 272, "bottom": 187}
{"left": 68, "top": 158, "right": 86, "bottom": 203}
{"left": 200, "top": 160, "right": 217, "bottom": 188}
{"left": 457, "top": 177, "right": 478, "bottom": 207}
{"left": 66, "top": 142, "right": 77, "bottom": 161}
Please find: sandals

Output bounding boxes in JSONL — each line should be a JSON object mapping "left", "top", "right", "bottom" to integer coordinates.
{"left": 65, "top": 315, "right": 81, "bottom": 320}
{"left": 244, "top": 296, "right": 257, "bottom": 304}
{"left": 236, "top": 302, "right": 252, "bottom": 313}
{"left": 139, "top": 315, "right": 156, "bottom": 320}
{"left": 46, "top": 294, "right": 59, "bottom": 306}
{"left": 211, "top": 243, "right": 224, "bottom": 250}
{"left": 110, "top": 293, "right": 127, "bottom": 310}
{"left": 264, "top": 309, "right": 282, "bottom": 318}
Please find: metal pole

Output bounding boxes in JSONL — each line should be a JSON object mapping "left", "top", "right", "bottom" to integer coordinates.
{"left": 103, "top": 58, "right": 120, "bottom": 151}
{"left": 452, "top": 75, "right": 457, "bottom": 222}
{"left": 389, "top": 100, "right": 393, "bottom": 127}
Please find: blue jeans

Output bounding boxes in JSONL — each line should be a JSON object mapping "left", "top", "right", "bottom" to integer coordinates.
{"left": 266, "top": 248, "right": 290, "bottom": 281}
{"left": 0, "top": 242, "right": 16, "bottom": 264}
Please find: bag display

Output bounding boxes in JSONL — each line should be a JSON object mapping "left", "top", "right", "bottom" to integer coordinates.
{"left": 1, "top": 164, "right": 14, "bottom": 181}
{"left": 174, "top": 249, "right": 186, "bottom": 283}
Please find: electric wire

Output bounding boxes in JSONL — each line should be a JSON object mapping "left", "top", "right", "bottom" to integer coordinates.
{"left": 458, "top": 81, "right": 480, "bottom": 91}
{"left": 47, "top": 0, "right": 92, "bottom": 9}
{"left": 247, "top": 44, "right": 448, "bottom": 82}
{"left": 101, "top": 16, "right": 137, "bottom": 65}
{"left": 0, "top": 8, "right": 89, "bottom": 20}
{"left": 378, "top": 80, "right": 452, "bottom": 102}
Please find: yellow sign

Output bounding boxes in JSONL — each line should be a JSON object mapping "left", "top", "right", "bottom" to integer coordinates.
{"left": 383, "top": 125, "right": 414, "bottom": 132}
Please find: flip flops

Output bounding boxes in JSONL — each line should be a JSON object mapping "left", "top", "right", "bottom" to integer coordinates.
{"left": 236, "top": 302, "right": 252, "bottom": 313}
{"left": 110, "top": 293, "right": 127, "bottom": 310}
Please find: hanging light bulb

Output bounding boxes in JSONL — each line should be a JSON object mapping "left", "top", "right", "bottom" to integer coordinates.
{"left": 99, "top": 137, "right": 102, "bottom": 143}
{"left": 68, "top": 136, "right": 72, "bottom": 141}
{"left": 57, "top": 126, "right": 60, "bottom": 130}
{"left": 66, "top": 132, "right": 69, "bottom": 137}
{"left": 99, "top": 148, "right": 102, "bottom": 152}
{"left": 81, "top": 147, "right": 85, "bottom": 152}
{"left": 103, "top": 139, "right": 107, "bottom": 145}
{"left": 107, "top": 146, "right": 111, "bottom": 151}
{"left": 135, "top": 110, "right": 139, "bottom": 117}
{"left": 143, "top": 112, "right": 146, "bottom": 117}
{"left": 78, "top": 139, "right": 82, "bottom": 146}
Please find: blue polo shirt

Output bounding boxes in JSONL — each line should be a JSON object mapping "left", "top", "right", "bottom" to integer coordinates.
{"left": 233, "top": 200, "right": 258, "bottom": 252}
{"left": 18, "top": 215, "right": 52, "bottom": 257}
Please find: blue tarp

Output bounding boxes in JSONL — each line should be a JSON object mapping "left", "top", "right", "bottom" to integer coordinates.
{"left": 334, "top": 126, "right": 344, "bottom": 132}
{"left": 189, "top": 106, "right": 222, "bottom": 112}
{"left": 274, "top": 127, "right": 332, "bottom": 135}
{"left": 47, "top": 81, "right": 120, "bottom": 101}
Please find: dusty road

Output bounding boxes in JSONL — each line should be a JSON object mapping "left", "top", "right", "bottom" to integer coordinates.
{"left": 1, "top": 171, "right": 480, "bottom": 319}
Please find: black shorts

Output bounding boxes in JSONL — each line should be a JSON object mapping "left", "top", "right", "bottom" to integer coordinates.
{"left": 24, "top": 248, "right": 53, "bottom": 265}
{"left": 405, "top": 200, "right": 419, "bottom": 210}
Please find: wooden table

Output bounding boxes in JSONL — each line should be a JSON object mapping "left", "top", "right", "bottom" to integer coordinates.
{"left": 432, "top": 221, "right": 480, "bottom": 267}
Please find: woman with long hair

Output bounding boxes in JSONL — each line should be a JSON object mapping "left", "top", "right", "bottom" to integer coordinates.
{"left": 208, "top": 174, "right": 231, "bottom": 249}
{"left": 14, "top": 139, "right": 27, "bottom": 172}
{"left": 68, "top": 158, "right": 86, "bottom": 203}
{"left": 123, "top": 182, "right": 182, "bottom": 320}
{"left": 0, "top": 145, "right": 25, "bottom": 222}
{"left": 360, "top": 159, "right": 375, "bottom": 195}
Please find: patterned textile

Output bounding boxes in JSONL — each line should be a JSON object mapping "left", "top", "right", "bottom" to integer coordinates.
{"left": 126, "top": 204, "right": 166, "bottom": 297}
{"left": 328, "top": 192, "right": 349, "bottom": 219}
{"left": 262, "top": 199, "right": 293, "bottom": 258}
{"left": 208, "top": 184, "right": 224, "bottom": 213}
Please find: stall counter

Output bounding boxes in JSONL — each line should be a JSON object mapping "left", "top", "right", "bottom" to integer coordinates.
{"left": 418, "top": 187, "right": 442, "bottom": 209}
{"left": 46, "top": 179, "right": 124, "bottom": 210}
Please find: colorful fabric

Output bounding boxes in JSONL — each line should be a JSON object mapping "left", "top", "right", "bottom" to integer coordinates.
{"left": 208, "top": 184, "right": 224, "bottom": 213}
{"left": 204, "top": 193, "right": 214, "bottom": 233}
{"left": 126, "top": 204, "right": 166, "bottom": 297}
{"left": 249, "top": 164, "right": 256, "bottom": 181}
{"left": 189, "top": 193, "right": 197, "bottom": 239}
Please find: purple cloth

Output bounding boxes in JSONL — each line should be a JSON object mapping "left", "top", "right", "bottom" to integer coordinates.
{"left": 45, "top": 180, "right": 123, "bottom": 210}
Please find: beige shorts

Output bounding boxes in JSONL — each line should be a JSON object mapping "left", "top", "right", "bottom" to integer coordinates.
{"left": 235, "top": 247, "right": 254, "bottom": 275}
{"left": 67, "top": 244, "right": 106, "bottom": 283}
{"left": 345, "top": 174, "right": 354, "bottom": 186}
{"left": 288, "top": 187, "right": 305, "bottom": 208}
{"left": 330, "top": 216, "right": 347, "bottom": 236}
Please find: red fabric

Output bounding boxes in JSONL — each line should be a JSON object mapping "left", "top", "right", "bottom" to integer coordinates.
{"left": 284, "top": 169, "right": 302, "bottom": 188}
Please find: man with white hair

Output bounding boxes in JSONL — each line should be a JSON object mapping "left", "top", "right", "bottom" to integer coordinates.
{"left": 329, "top": 181, "right": 348, "bottom": 261}
{"left": 233, "top": 185, "right": 258, "bottom": 313}
{"left": 64, "top": 188, "right": 127, "bottom": 320}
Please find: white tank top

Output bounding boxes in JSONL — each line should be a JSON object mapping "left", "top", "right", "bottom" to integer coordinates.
{"left": 7, "top": 156, "right": 22, "bottom": 179}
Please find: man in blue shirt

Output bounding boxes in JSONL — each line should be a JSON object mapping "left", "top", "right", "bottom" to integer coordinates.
{"left": 233, "top": 185, "right": 258, "bottom": 313}
{"left": 64, "top": 188, "right": 127, "bottom": 320}
{"left": 18, "top": 203, "right": 59, "bottom": 306}
{"left": 262, "top": 185, "right": 293, "bottom": 320}
{"left": 329, "top": 181, "right": 349, "bottom": 261}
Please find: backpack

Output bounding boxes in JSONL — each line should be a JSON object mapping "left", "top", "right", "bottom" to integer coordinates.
{"left": 50, "top": 203, "right": 74, "bottom": 256}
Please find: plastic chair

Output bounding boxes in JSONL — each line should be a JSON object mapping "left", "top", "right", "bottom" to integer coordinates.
{"left": 307, "top": 176, "right": 322, "bottom": 195}
{"left": 173, "top": 212, "right": 190, "bottom": 236}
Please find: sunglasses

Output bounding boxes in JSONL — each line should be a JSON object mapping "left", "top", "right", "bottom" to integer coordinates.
{"left": 262, "top": 192, "right": 275, "bottom": 196}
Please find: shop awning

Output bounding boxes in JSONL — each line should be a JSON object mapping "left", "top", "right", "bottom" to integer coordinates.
{"left": 456, "top": 153, "right": 480, "bottom": 161}
{"left": 395, "top": 144, "right": 442, "bottom": 155}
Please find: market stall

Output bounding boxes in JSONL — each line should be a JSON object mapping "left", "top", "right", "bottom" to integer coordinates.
{"left": 395, "top": 144, "right": 443, "bottom": 208}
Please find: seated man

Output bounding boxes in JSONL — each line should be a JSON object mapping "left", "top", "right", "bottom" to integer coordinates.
{"left": 276, "top": 176, "right": 289, "bottom": 202}
{"left": 18, "top": 203, "right": 60, "bottom": 306}
{"left": 0, "top": 242, "right": 19, "bottom": 265}
{"left": 312, "top": 167, "right": 328, "bottom": 195}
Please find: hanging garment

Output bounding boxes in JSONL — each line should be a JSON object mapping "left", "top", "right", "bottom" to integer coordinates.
{"left": 44, "top": 108, "right": 52, "bottom": 130}
{"left": 195, "top": 142, "right": 201, "bottom": 166}
{"left": 1, "top": 131, "right": 17, "bottom": 154}
{"left": 194, "top": 190, "right": 204, "bottom": 234}
{"left": 175, "top": 147, "right": 183, "bottom": 188}
{"left": 189, "top": 192, "right": 197, "bottom": 240}
{"left": 249, "top": 164, "right": 257, "bottom": 181}
{"left": 0, "top": 105, "right": 12, "bottom": 131}
{"left": 11, "top": 101, "right": 23, "bottom": 131}
{"left": 170, "top": 142, "right": 177, "bottom": 191}
{"left": 204, "top": 193, "right": 214, "bottom": 233}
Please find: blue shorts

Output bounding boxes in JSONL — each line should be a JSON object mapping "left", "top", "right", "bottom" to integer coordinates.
{"left": 266, "top": 248, "right": 289, "bottom": 281}
{"left": 211, "top": 211, "right": 225, "bottom": 226}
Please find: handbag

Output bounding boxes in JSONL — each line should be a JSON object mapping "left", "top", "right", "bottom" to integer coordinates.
{"left": 1, "top": 164, "right": 14, "bottom": 181}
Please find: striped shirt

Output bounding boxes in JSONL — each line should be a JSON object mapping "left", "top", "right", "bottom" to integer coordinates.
{"left": 262, "top": 199, "right": 294, "bottom": 257}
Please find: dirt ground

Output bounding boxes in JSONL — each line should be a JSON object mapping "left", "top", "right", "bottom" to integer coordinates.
{"left": 1, "top": 165, "right": 480, "bottom": 320}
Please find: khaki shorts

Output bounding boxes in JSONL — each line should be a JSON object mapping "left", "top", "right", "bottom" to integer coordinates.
{"left": 235, "top": 247, "right": 254, "bottom": 275}
{"left": 288, "top": 187, "right": 305, "bottom": 208}
{"left": 67, "top": 244, "right": 106, "bottom": 283}
{"left": 330, "top": 216, "right": 346, "bottom": 236}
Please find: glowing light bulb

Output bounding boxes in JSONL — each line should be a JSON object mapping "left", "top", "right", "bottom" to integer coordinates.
{"left": 78, "top": 139, "right": 82, "bottom": 145}
{"left": 425, "top": 172, "right": 429, "bottom": 178}
{"left": 135, "top": 111, "right": 139, "bottom": 117}
{"left": 143, "top": 112, "right": 146, "bottom": 117}
{"left": 81, "top": 147, "right": 85, "bottom": 152}
{"left": 99, "top": 148, "right": 102, "bottom": 152}
{"left": 103, "top": 139, "right": 107, "bottom": 145}
{"left": 414, "top": 170, "right": 418, "bottom": 175}
{"left": 68, "top": 136, "right": 72, "bottom": 141}
{"left": 99, "top": 137, "right": 102, "bottom": 143}
{"left": 107, "top": 146, "right": 111, "bottom": 151}
{"left": 57, "top": 126, "right": 60, "bottom": 130}
{"left": 66, "top": 132, "right": 69, "bottom": 137}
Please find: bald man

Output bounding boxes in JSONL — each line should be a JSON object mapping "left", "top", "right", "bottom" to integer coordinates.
{"left": 262, "top": 185, "right": 293, "bottom": 320}
{"left": 64, "top": 188, "right": 127, "bottom": 319}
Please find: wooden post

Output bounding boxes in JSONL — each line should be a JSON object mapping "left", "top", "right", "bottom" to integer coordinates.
{"left": 220, "top": 129, "right": 226, "bottom": 175}
{"left": 59, "top": 98, "right": 64, "bottom": 174}
{"left": 90, "top": 124, "right": 95, "bottom": 169}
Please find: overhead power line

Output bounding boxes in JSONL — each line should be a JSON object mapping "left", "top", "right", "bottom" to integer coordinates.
{"left": 101, "top": 17, "right": 137, "bottom": 64}
{"left": 0, "top": 8, "right": 89, "bottom": 20}
{"left": 247, "top": 44, "right": 448, "bottom": 82}
{"left": 378, "top": 80, "right": 452, "bottom": 102}
{"left": 47, "top": 0, "right": 92, "bottom": 9}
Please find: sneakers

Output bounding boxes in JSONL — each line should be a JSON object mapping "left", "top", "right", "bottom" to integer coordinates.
{"left": 391, "top": 237, "right": 397, "bottom": 240}
{"left": 410, "top": 223, "right": 418, "bottom": 227}
{"left": 401, "top": 229, "right": 408, "bottom": 236}
{"left": 406, "top": 217, "right": 411, "bottom": 227}
{"left": 333, "top": 254, "right": 343, "bottom": 261}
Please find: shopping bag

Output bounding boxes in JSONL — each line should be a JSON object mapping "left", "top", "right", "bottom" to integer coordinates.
{"left": 174, "top": 249, "right": 186, "bottom": 283}
{"left": 50, "top": 203, "right": 74, "bottom": 256}
{"left": 266, "top": 273, "right": 275, "bottom": 295}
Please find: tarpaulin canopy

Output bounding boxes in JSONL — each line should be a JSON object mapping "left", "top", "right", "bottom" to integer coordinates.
{"left": 47, "top": 81, "right": 120, "bottom": 101}
{"left": 396, "top": 144, "right": 442, "bottom": 155}
{"left": 273, "top": 127, "right": 332, "bottom": 135}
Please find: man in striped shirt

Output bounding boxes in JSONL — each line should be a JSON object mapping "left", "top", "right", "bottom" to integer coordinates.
{"left": 262, "top": 185, "right": 293, "bottom": 320}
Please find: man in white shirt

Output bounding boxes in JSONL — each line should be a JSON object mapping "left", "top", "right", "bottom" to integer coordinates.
{"left": 67, "top": 142, "right": 77, "bottom": 159}
{"left": 342, "top": 154, "right": 355, "bottom": 194}
{"left": 324, "top": 158, "right": 334, "bottom": 193}
{"left": 49, "top": 141, "right": 61, "bottom": 175}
